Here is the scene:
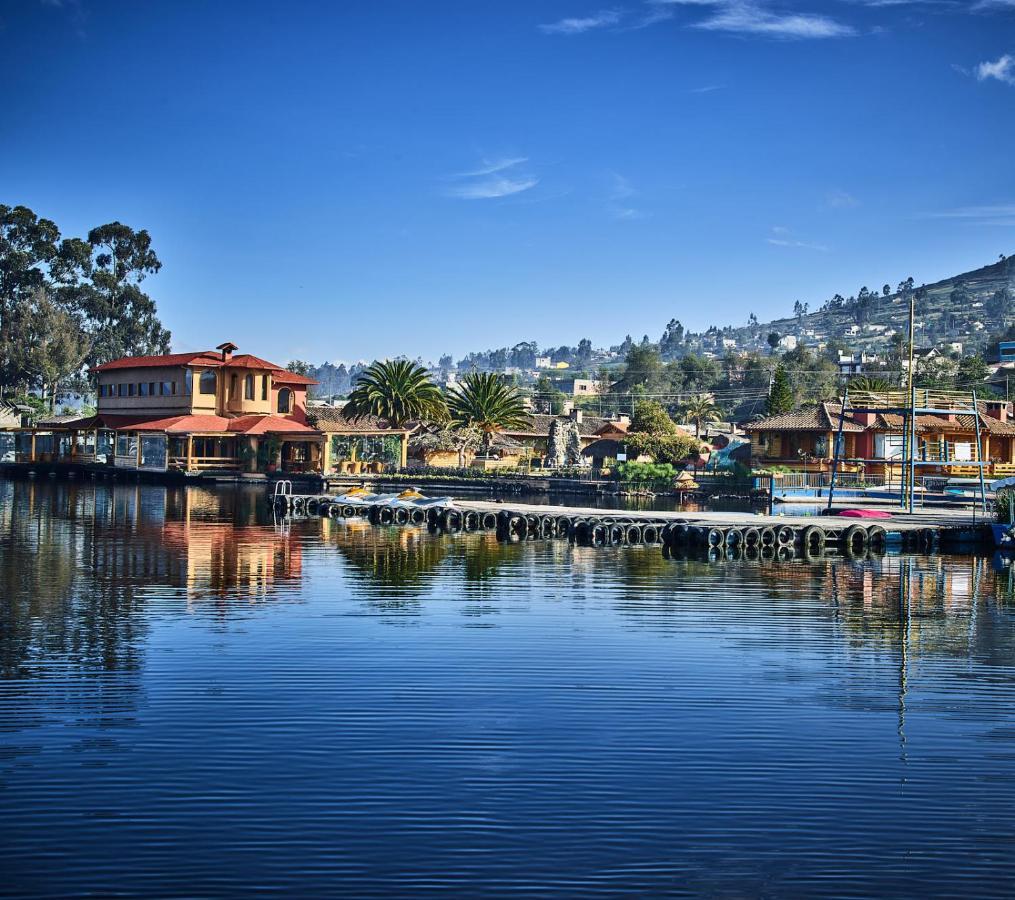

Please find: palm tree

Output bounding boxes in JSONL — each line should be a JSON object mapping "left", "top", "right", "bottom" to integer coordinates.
{"left": 848, "top": 375, "right": 895, "bottom": 394}
{"left": 447, "top": 372, "right": 529, "bottom": 451}
{"left": 343, "top": 359, "right": 447, "bottom": 428}
{"left": 681, "top": 392, "right": 719, "bottom": 438}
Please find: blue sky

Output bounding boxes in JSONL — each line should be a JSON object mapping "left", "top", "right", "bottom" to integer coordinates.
{"left": 4, "top": 0, "right": 1015, "bottom": 364}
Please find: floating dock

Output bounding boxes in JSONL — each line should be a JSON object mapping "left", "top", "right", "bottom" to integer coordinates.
{"left": 272, "top": 485, "right": 992, "bottom": 559}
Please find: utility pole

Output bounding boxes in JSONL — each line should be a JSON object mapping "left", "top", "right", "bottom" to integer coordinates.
{"left": 905, "top": 288, "right": 916, "bottom": 507}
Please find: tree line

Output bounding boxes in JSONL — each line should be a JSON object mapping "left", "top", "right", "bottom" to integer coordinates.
{"left": 0, "top": 204, "right": 170, "bottom": 409}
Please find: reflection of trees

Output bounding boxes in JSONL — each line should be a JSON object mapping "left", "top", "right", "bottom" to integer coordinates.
{"left": 326, "top": 522, "right": 450, "bottom": 595}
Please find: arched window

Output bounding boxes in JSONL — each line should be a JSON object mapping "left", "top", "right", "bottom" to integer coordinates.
{"left": 244, "top": 374, "right": 254, "bottom": 400}
{"left": 277, "top": 388, "right": 292, "bottom": 414}
{"left": 199, "top": 371, "right": 217, "bottom": 395}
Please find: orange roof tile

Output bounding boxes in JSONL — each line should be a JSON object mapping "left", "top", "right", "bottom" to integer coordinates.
{"left": 92, "top": 351, "right": 222, "bottom": 372}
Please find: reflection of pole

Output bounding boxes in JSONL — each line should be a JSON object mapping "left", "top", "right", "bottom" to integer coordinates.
{"left": 909, "top": 383, "right": 917, "bottom": 514}
{"left": 898, "top": 559, "right": 911, "bottom": 773}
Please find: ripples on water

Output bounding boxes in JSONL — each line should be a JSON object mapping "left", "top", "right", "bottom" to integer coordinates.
{"left": 2, "top": 478, "right": 1015, "bottom": 897}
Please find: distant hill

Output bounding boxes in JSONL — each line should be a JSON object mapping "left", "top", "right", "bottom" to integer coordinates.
{"left": 298, "top": 253, "right": 1015, "bottom": 391}
{"left": 729, "top": 254, "right": 1015, "bottom": 360}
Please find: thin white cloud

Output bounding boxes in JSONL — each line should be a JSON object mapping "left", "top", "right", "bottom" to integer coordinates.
{"left": 653, "top": 0, "right": 854, "bottom": 37}
{"left": 976, "top": 54, "right": 1015, "bottom": 85}
{"left": 539, "top": 9, "right": 622, "bottom": 34}
{"left": 767, "top": 226, "right": 827, "bottom": 250}
{"left": 973, "top": 0, "right": 1015, "bottom": 9}
{"left": 925, "top": 204, "right": 1015, "bottom": 225}
{"left": 455, "top": 157, "right": 528, "bottom": 178}
{"left": 448, "top": 177, "right": 539, "bottom": 200}
{"left": 688, "top": 83, "right": 725, "bottom": 92}
{"left": 606, "top": 173, "right": 647, "bottom": 220}
{"left": 694, "top": 2, "right": 856, "bottom": 38}
{"left": 768, "top": 237, "right": 829, "bottom": 250}
{"left": 826, "top": 189, "right": 860, "bottom": 208}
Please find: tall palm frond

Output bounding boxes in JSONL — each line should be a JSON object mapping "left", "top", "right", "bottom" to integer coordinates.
{"left": 447, "top": 372, "right": 529, "bottom": 448}
{"left": 343, "top": 359, "right": 447, "bottom": 428}
{"left": 681, "top": 392, "right": 719, "bottom": 438}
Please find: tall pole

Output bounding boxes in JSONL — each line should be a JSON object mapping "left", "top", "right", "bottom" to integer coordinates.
{"left": 906, "top": 290, "right": 916, "bottom": 507}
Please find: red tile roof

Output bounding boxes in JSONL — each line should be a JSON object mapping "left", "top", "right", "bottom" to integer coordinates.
{"left": 225, "top": 415, "right": 317, "bottom": 435}
{"left": 223, "top": 354, "right": 282, "bottom": 370}
{"left": 50, "top": 413, "right": 319, "bottom": 435}
{"left": 92, "top": 350, "right": 319, "bottom": 386}
{"left": 271, "top": 370, "right": 317, "bottom": 386}
{"left": 746, "top": 403, "right": 865, "bottom": 433}
{"left": 92, "top": 351, "right": 222, "bottom": 372}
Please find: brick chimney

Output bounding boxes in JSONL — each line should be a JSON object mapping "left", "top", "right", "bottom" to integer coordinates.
{"left": 216, "top": 341, "right": 238, "bottom": 362}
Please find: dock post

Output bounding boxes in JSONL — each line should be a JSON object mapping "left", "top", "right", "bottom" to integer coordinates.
{"left": 826, "top": 385, "right": 849, "bottom": 512}
{"left": 973, "top": 388, "right": 988, "bottom": 515}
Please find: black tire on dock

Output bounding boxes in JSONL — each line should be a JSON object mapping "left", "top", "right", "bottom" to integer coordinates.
{"left": 481, "top": 512, "right": 499, "bottom": 530}
{"left": 868, "top": 525, "right": 887, "bottom": 552}
{"left": 327, "top": 503, "right": 341, "bottom": 518}
{"left": 571, "top": 518, "right": 589, "bottom": 543}
{"left": 843, "top": 524, "right": 869, "bottom": 556}
{"left": 508, "top": 514, "right": 527, "bottom": 539}
{"left": 380, "top": 506, "right": 395, "bottom": 525}
{"left": 393, "top": 507, "right": 410, "bottom": 525}
{"left": 591, "top": 523, "right": 609, "bottom": 547}
{"left": 725, "top": 527, "right": 744, "bottom": 548}
{"left": 743, "top": 526, "right": 761, "bottom": 548}
{"left": 609, "top": 523, "right": 626, "bottom": 545}
{"left": 525, "top": 515, "right": 540, "bottom": 539}
{"left": 441, "top": 508, "right": 463, "bottom": 533}
{"left": 760, "top": 526, "right": 776, "bottom": 548}
{"left": 802, "top": 525, "right": 826, "bottom": 554}
{"left": 689, "top": 525, "right": 706, "bottom": 546}
{"left": 540, "top": 516, "right": 555, "bottom": 538}
{"left": 626, "top": 524, "right": 643, "bottom": 545}
{"left": 367, "top": 505, "right": 381, "bottom": 524}
{"left": 554, "top": 516, "right": 570, "bottom": 538}
{"left": 706, "top": 527, "right": 725, "bottom": 548}
{"left": 291, "top": 497, "right": 306, "bottom": 514}
{"left": 426, "top": 507, "right": 441, "bottom": 527}
{"left": 776, "top": 525, "right": 795, "bottom": 547}
{"left": 307, "top": 498, "right": 320, "bottom": 514}
{"left": 340, "top": 504, "right": 355, "bottom": 518}
{"left": 642, "top": 524, "right": 661, "bottom": 545}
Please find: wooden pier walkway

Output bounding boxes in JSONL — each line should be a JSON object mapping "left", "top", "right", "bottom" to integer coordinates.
{"left": 272, "top": 485, "right": 992, "bottom": 557}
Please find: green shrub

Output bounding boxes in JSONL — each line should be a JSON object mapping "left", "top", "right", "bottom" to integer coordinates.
{"left": 996, "top": 488, "right": 1015, "bottom": 523}
{"left": 614, "top": 461, "right": 678, "bottom": 484}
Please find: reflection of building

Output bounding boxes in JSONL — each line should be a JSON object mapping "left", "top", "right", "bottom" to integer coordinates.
{"left": 4, "top": 342, "right": 412, "bottom": 477}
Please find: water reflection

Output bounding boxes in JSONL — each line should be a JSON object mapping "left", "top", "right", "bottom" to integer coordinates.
{"left": 3, "top": 478, "right": 1015, "bottom": 896}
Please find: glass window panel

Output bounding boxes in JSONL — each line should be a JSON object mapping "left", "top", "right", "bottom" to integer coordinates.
{"left": 0, "top": 432, "right": 15, "bottom": 462}
{"left": 140, "top": 435, "right": 167, "bottom": 469}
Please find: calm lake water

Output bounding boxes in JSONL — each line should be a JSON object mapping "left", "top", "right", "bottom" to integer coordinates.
{"left": 2, "top": 478, "right": 1015, "bottom": 897}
